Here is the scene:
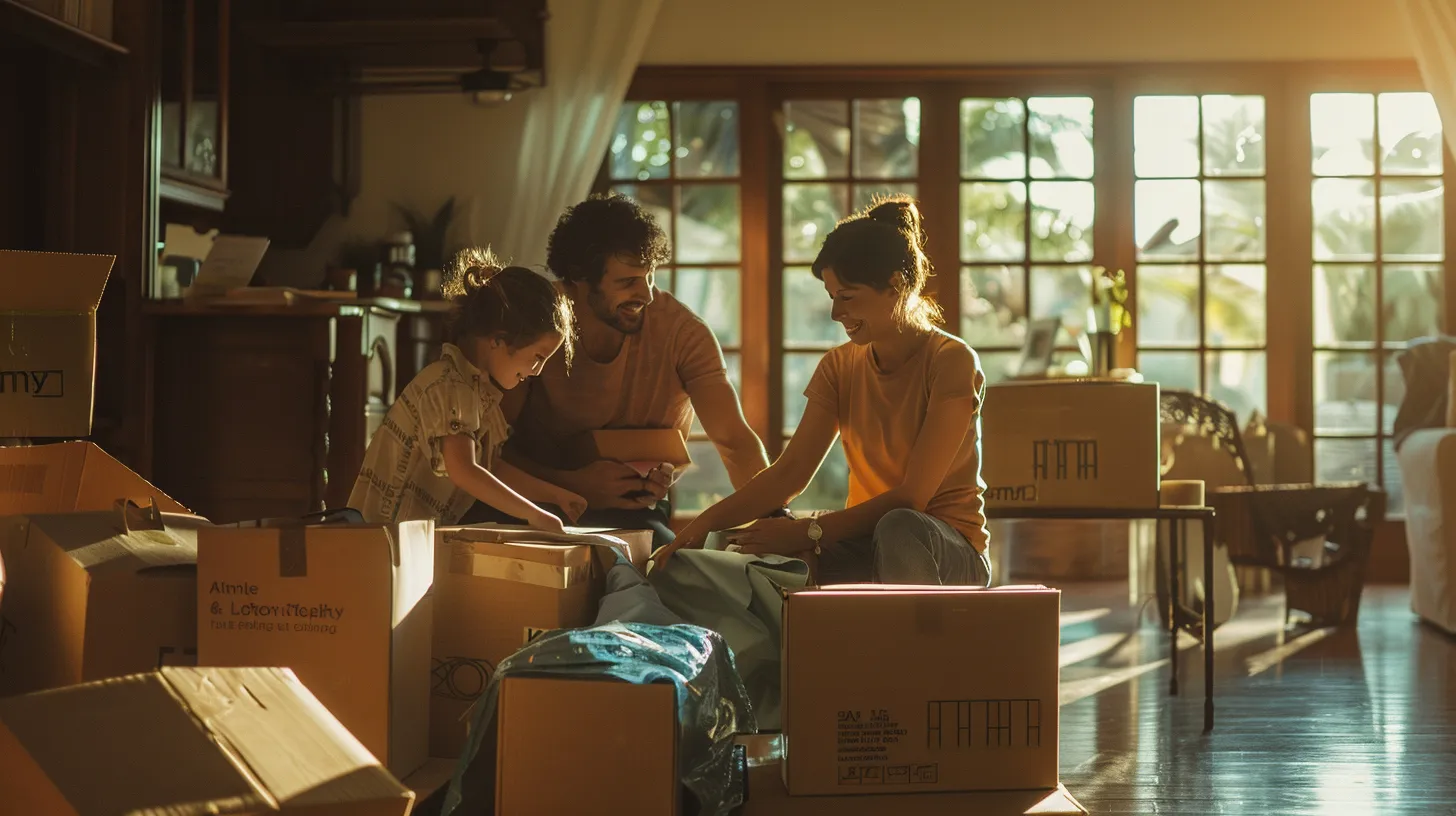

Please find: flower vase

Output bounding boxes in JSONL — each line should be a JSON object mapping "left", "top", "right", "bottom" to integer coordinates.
{"left": 1086, "top": 305, "right": 1119, "bottom": 377}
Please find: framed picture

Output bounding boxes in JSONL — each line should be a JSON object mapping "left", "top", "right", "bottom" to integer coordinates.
{"left": 1013, "top": 317, "right": 1060, "bottom": 378}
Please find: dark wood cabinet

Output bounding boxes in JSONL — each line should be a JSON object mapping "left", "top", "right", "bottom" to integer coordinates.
{"left": 159, "top": 0, "right": 229, "bottom": 211}
{"left": 149, "top": 302, "right": 399, "bottom": 521}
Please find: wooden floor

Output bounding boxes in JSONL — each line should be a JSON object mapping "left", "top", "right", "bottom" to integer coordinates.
{"left": 1059, "top": 583, "right": 1456, "bottom": 815}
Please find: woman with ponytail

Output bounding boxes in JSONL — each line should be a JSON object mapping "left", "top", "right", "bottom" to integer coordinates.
{"left": 655, "top": 196, "right": 991, "bottom": 585}
{"left": 349, "top": 247, "right": 586, "bottom": 531}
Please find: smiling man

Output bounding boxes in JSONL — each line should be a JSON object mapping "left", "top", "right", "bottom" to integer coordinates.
{"left": 480, "top": 194, "right": 770, "bottom": 547}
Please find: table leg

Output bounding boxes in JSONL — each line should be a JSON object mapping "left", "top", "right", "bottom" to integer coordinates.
{"left": 1204, "top": 510, "right": 1216, "bottom": 733}
{"left": 1169, "top": 518, "right": 1181, "bottom": 697}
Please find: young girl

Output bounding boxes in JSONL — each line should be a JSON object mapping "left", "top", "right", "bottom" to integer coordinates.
{"left": 349, "top": 247, "right": 585, "bottom": 532}
{"left": 656, "top": 196, "right": 991, "bottom": 586}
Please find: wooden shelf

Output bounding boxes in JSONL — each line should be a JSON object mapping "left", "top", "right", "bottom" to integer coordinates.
{"left": 0, "top": 0, "right": 128, "bottom": 66}
{"left": 159, "top": 173, "right": 229, "bottom": 212}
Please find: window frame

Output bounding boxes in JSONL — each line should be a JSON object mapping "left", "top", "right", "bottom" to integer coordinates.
{"left": 612, "top": 62, "right": 1450, "bottom": 520}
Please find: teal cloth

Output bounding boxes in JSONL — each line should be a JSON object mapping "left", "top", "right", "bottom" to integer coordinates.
{"left": 648, "top": 549, "right": 810, "bottom": 731}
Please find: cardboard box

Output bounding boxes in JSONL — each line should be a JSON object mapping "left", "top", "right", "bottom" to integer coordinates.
{"left": 589, "top": 428, "right": 693, "bottom": 474}
{"left": 781, "top": 586, "right": 1061, "bottom": 796}
{"left": 0, "top": 667, "right": 414, "bottom": 815}
{"left": 196, "top": 521, "right": 434, "bottom": 778}
{"left": 981, "top": 380, "right": 1160, "bottom": 510}
{"left": 0, "top": 506, "right": 205, "bottom": 697}
{"left": 0, "top": 441, "right": 191, "bottom": 516}
{"left": 0, "top": 251, "right": 114, "bottom": 438}
{"left": 429, "top": 527, "right": 611, "bottom": 758}
{"left": 496, "top": 676, "right": 677, "bottom": 816}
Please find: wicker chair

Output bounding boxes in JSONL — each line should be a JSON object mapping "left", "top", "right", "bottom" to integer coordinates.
{"left": 1158, "top": 389, "right": 1384, "bottom": 628}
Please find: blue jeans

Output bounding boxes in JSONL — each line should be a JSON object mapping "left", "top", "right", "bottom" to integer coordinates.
{"left": 816, "top": 508, "right": 991, "bottom": 587}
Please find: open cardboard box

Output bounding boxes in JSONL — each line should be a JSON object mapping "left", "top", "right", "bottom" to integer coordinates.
{"left": 0, "top": 501, "right": 208, "bottom": 697}
{"left": 428, "top": 526, "right": 637, "bottom": 758}
{"left": 0, "top": 251, "right": 114, "bottom": 439}
{"left": 196, "top": 520, "right": 434, "bottom": 778}
{"left": 0, "top": 441, "right": 192, "bottom": 517}
{"left": 0, "top": 667, "right": 414, "bottom": 815}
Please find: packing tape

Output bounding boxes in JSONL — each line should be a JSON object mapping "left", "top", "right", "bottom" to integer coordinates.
{"left": 279, "top": 527, "right": 308, "bottom": 578}
{"left": 454, "top": 551, "right": 584, "bottom": 590}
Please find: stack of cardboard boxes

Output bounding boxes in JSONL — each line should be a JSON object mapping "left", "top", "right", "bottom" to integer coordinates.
{"left": 0, "top": 250, "right": 1086, "bottom": 815}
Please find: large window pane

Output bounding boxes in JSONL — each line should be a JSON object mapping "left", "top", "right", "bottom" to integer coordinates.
{"left": 790, "top": 438, "right": 850, "bottom": 512}
{"left": 961, "top": 98, "right": 1026, "bottom": 179}
{"left": 1314, "top": 351, "right": 1380, "bottom": 433}
{"left": 961, "top": 266, "right": 1026, "bottom": 348}
{"left": 1205, "top": 350, "right": 1266, "bottom": 421}
{"left": 1138, "top": 351, "right": 1201, "bottom": 393}
{"left": 1135, "top": 180, "right": 1201, "bottom": 259}
{"left": 1205, "top": 265, "right": 1267, "bottom": 347}
{"left": 783, "top": 183, "right": 848, "bottom": 263}
{"left": 1314, "top": 265, "right": 1377, "bottom": 346}
{"left": 675, "top": 184, "right": 741, "bottom": 263}
{"left": 1378, "top": 92, "right": 1442, "bottom": 176}
{"left": 1314, "top": 437, "right": 1379, "bottom": 486}
{"left": 784, "top": 101, "right": 849, "bottom": 179}
{"left": 1029, "top": 265, "right": 1092, "bottom": 344}
{"left": 675, "top": 439, "right": 733, "bottom": 512}
{"left": 1383, "top": 352, "right": 1404, "bottom": 435}
{"left": 1380, "top": 178, "right": 1444, "bottom": 261}
{"left": 1203, "top": 95, "right": 1266, "bottom": 177}
{"left": 611, "top": 184, "right": 673, "bottom": 248}
{"left": 1313, "top": 178, "right": 1377, "bottom": 261}
{"left": 673, "top": 101, "right": 740, "bottom": 178}
{"left": 1204, "top": 179, "right": 1266, "bottom": 261}
{"left": 1028, "top": 97, "right": 1094, "bottom": 179}
{"left": 853, "top": 98, "right": 920, "bottom": 179}
{"left": 1384, "top": 264, "right": 1444, "bottom": 344}
{"left": 961, "top": 182, "right": 1027, "bottom": 261}
{"left": 1134, "top": 96, "right": 1199, "bottom": 178}
{"left": 854, "top": 182, "right": 917, "bottom": 211}
{"left": 672, "top": 268, "right": 741, "bottom": 346}
{"left": 1136, "top": 265, "right": 1199, "bottom": 347}
{"left": 783, "top": 352, "right": 825, "bottom": 434}
{"left": 1311, "top": 93, "right": 1375, "bottom": 176}
{"left": 784, "top": 266, "right": 842, "bottom": 348}
{"left": 611, "top": 101, "right": 672, "bottom": 181}
{"left": 1029, "top": 181, "right": 1094, "bottom": 262}
{"left": 1383, "top": 439, "right": 1405, "bottom": 515}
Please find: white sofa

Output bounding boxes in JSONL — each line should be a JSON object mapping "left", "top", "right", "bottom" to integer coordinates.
{"left": 1398, "top": 428, "right": 1456, "bottom": 633}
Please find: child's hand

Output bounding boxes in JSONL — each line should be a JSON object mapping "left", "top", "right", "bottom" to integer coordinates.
{"left": 524, "top": 507, "right": 567, "bottom": 535}
{"left": 554, "top": 488, "right": 588, "bottom": 525}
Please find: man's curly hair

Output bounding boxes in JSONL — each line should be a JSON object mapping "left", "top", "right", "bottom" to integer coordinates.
{"left": 546, "top": 193, "right": 672, "bottom": 286}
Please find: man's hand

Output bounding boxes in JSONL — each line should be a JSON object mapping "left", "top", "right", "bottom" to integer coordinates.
{"left": 733, "top": 517, "right": 814, "bottom": 557}
{"left": 567, "top": 460, "right": 660, "bottom": 510}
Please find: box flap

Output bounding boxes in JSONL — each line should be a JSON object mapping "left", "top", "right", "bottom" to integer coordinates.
{"left": 0, "top": 671, "right": 267, "bottom": 814}
{"left": 0, "top": 251, "right": 114, "bottom": 312}
{"left": 26, "top": 510, "right": 199, "bottom": 577}
{"left": 0, "top": 442, "right": 192, "bottom": 516}
{"left": 162, "top": 667, "right": 414, "bottom": 810}
{"left": 0, "top": 668, "right": 413, "bottom": 815}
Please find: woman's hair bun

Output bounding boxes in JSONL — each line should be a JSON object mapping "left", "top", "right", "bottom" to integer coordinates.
{"left": 867, "top": 197, "right": 925, "bottom": 251}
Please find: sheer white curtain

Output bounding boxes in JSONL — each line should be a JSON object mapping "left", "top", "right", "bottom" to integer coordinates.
{"left": 1399, "top": 0, "right": 1456, "bottom": 155}
{"left": 497, "top": 0, "right": 664, "bottom": 269}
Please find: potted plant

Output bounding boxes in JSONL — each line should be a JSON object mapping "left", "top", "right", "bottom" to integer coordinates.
{"left": 1085, "top": 267, "right": 1131, "bottom": 376}
{"left": 394, "top": 197, "right": 456, "bottom": 299}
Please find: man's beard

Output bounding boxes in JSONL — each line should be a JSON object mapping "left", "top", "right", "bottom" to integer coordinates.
{"left": 588, "top": 287, "right": 647, "bottom": 335}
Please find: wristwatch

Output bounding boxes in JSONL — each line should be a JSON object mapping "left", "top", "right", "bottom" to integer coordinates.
{"left": 806, "top": 519, "right": 824, "bottom": 556}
